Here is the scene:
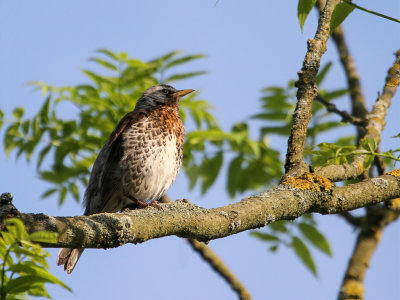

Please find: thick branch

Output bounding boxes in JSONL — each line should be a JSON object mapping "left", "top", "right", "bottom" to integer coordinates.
{"left": 314, "top": 50, "right": 400, "bottom": 181}
{"left": 1, "top": 173, "right": 399, "bottom": 249}
{"left": 285, "top": 0, "right": 340, "bottom": 175}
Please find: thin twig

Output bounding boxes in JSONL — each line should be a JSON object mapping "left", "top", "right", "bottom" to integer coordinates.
{"left": 315, "top": 94, "right": 367, "bottom": 126}
{"left": 338, "top": 212, "right": 363, "bottom": 228}
{"left": 188, "top": 239, "right": 251, "bottom": 300}
{"left": 342, "top": 0, "right": 400, "bottom": 24}
{"left": 314, "top": 50, "right": 400, "bottom": 181}
{"left": 373, "top": 147, "right": 386, "bottom": 175}
{"left": 317, "top": 0, "right": 369, "bottom": 138}
{"left": 160, "top": 196, "right": 251, "bottom": 300}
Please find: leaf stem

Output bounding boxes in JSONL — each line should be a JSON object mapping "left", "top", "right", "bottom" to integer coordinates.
{"left": 342, "top": 0, "right": 400, "bottom": 23}
{"left": 0, "top": 241, "right": 18, "bottom": 300}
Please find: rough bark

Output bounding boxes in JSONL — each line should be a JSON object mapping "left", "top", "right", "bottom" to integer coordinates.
{"left": 285, "top": 0, "right": 340, "bottom": 176}
{"left": 1, "top": 172, "right": 399, "bottom": 249}
{"left": 314, "top": 50, "right": 400, "bottom": 181}
{"left": 338, "top": 207, "right": 399, "bottom": 300}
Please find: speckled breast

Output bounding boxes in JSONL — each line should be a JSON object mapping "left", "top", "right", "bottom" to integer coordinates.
{"left": 120, "top": 108, "right": 184, "bottom": 202}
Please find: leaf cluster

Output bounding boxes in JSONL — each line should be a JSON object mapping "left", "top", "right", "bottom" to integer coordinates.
{"left": 0, "top": 219, "right": 71, "bottom": 299}
{"left": 312, "top": 138, "right": 400, "bottom": 170}
{"left": 251, "top": 215, "right": 332, "bottom": 277}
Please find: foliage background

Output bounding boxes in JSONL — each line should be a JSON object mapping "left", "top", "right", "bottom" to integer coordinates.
{"left": 0, "top": 1, "right": 399, "bottom": 299}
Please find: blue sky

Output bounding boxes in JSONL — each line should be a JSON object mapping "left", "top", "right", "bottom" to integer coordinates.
{"left": 1, "top": 1, "right": 399, "bottom": 299}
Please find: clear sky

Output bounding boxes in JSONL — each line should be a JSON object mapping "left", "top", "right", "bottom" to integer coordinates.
{"left": 1, "top": 1, "right": 399, "bottom": 299}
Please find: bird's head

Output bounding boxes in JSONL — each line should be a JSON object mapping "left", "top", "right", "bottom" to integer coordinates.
{"left": 135, "top": 84, "right": 194, "bottom": 110}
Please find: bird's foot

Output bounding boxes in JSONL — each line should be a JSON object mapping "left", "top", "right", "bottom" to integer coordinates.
{"left": 136, "top": 199, "right": 163, "bottom": 210}
{"left": 123, "top": 196, "right": 162, "bottom": 211}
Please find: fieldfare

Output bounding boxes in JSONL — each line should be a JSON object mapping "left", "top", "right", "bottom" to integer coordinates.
{"left": 57, "top": 84, "right": 194, "bottom": 273}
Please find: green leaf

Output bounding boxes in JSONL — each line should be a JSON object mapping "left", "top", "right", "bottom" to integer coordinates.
{"left": 8, "top": 263, "right": 72, "bottom": 292}
{"left": 269, "top": 245, "right": 279, "bottom": 252}
{"left": 12, "top": 107, "right": 25, "bottom": 120}
{"left": 269, "top": 220, "right": 288, "bottom": 233}
{"left": 1, "top": 231, "right": 16, "bottom": 246}
{"left": 21, "top": 120, "right": 30, "bottom": 135}
{"left": 227, "top": 156, "right": 244, "bottom": 198}
{"left": 5, "top": 218, "right": 28, "bottom": 240}
{"left": 200, "top": 151, "right": 223, "bottom": 194}
{"left": 298, "top": 223, "right": 332, "bottom": 256}
{"left": 4, "top": 276, "right": 47, "bottom": 294}
{"left": 28, "top": 231, "right": 58, "bottom": 244}
{"left": 291, "top": 236, "right": 317, "bottom": 276}
{"left": 392, "top": 133, "right": 400, "bottom": 139}
{"left": 0, "top": 109, "right": 4, "bottom": 129}
{"left": 251, "top": 231, "right": 280, "bottom": 242}
{"left": 39, "top": 95, "right": 51, "bottom": 123}
{"left": 361, "top": 138, "right": 376, "bottom": 153}
{"left": 316, "top": 62, "right": 332, "bottom": 85}
{"left": 0, "top": 238, "right": 14, "bottom": 266}
{"left": 37, "top": 144, "right": 53, "bottom": 169}
{"left": 297, "top": 0, "right": 317, "bottom": 32}
{"left": 322, "top": 88, "right": 349, "bottom": 100}
{"left": 88, "top": 58, "right": 118, "bottom": 71}
{"left": 330, "top": 2, "right": 355, "bottom": 33}
{"left": 165, "top": 71, "right": 207, "bottom": 82}
{"left": 149, "top": 50, "right": 181, "bottom": 67}
{"left": 70, "top": 182, "right": 80, "bottom": 202}
{"left": 58, "top": 187, "right": 68, "bottom": 205}
{"left": 96, "top": 49, "right": 119, "bottom": 61}
{"left": 27, "top": 284, "right": 51, "bottom": 298}
{"left": 251, "top": 112, "right": 288, "bottom": 121}
{"left": 164, "top": 54, "right": 206, "bottom": 69}
{"left": 363, "top": 154, "right": 375, "bottom": 170}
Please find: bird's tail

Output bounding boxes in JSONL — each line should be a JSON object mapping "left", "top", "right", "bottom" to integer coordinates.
{"left": 56, "top": 248, "right": 84, "bottom": 274}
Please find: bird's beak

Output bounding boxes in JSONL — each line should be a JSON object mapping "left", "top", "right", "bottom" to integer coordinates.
{"left": 173, "top": 89, "right": 195, "bottom": 98}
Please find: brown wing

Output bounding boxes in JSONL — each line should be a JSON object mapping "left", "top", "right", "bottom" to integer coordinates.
{"left": 83, "top": 110, "right": 148, "bottom": 215}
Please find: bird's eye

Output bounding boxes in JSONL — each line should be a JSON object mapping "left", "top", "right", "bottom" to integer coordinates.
{"left": 162, "top": 89, "right": 169, "bottom": 95}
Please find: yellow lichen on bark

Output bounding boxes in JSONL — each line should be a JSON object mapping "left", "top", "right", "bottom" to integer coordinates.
{"left": 387, "top": 198, "right": 400, "bottom": 211}
{"left": 281, "top": 172, "right": 332, "bottom": 191}
{"left": 341, "top": 280, "right": 364, "bottom": 300}
{"left": 386, "top": 63, "right": 400, "bottom": 87}
{"left": 386, "top": 169, "right": 400, "bottom": 176}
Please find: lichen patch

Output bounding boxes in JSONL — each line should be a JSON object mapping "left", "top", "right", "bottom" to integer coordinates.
{"left": 386, "top": 169, "right": 400, "bottom": 177}
{"left": 281, "top": 172, "right": 332, "bottom": 192}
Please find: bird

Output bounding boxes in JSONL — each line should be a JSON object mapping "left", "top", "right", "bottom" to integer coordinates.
{"left": 56, "top": 84, "right": 194, "bottom": 274}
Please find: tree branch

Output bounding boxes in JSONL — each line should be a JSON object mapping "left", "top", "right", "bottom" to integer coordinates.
{"left": 285, "top": 0, "right": 340, "bottom": 175}
{"left": 338, "top": 211, "right": 363, "bottom": 228}
{"left": 316, "top": 0, "right": 369, "bottom": 138}
{"left": 1, "top": 172, "right": 399, "bottom": 249}
{"left": 160, "top": 195, "right": 251, "bottom": 299}
{"left": 188, "top": 239, "right": 251, "bottom": 300}
{"left": 331, "top": 26, "right": 368, "bottom": 136}
{"left": 314, "top": 50, "right": 400, "bottom": 181}
{"left": 338, "top": 207, "right": 399, "bottom": 300}
{"left": 315, "top": 94, "right": 367, "bottom": 126}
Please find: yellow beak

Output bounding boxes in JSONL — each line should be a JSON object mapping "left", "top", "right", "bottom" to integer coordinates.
{"left": 173, "top": 89, "right": 195, "bottom": 97}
